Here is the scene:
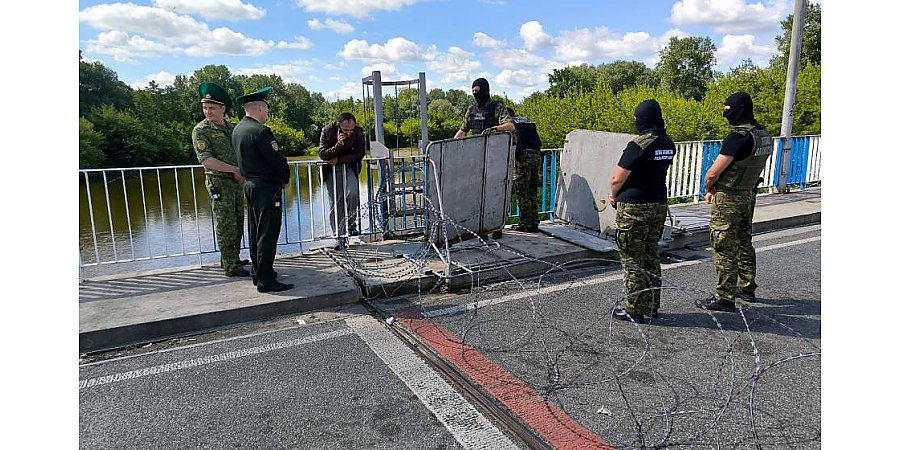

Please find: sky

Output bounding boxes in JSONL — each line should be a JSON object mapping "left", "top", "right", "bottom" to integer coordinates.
{"left": 77, "top": 0, "right": 820, "bottom": 101}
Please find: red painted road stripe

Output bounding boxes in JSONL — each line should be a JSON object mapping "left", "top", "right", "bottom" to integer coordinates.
{"left": 396, "top": 308, "right": 614, "bottom": 450}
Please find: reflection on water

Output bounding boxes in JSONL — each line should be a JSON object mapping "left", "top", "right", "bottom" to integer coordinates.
{"left": 79, "top": 157, "right": 427, "bottom": 275}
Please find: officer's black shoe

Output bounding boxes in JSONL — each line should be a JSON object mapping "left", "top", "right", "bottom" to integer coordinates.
{"left": 612, "top": 307, "right": 646, "bottom": 324}
{"left": 695, "top": 297, "right": 736, "bottom": 312}
{"left": 227, "top": 268, "right": 252, "bottom": 277}
{"left": 251, "top": 272, "right": 277, "bottom": 286}
{"left": 257, "top": 281, "right": 294, "bottom": 293}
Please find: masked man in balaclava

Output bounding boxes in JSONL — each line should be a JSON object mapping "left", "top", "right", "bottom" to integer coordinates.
{"left": 454, "top": 78, "right": 515, "bottom": 138}
{"left": 608, "top": 99, "right": 676, "bottom": 324}
{"left": 696, "top": 92, "right": 773, "bottom": 312}
{"left": 454, "top": 78, "right": 517, "bottom": 238}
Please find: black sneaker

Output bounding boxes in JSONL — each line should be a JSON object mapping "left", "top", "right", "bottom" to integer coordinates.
{"left": 695, "top": 297, "right": 736, "bottom": 312}
{"left": 257, "top": 281, "right": 294, "bottom": 293}
{"left": 227, "top": 268, "right": 251, "bottom": 277}
{"left": 491, "top": 230, "right": 503, "bottom": 239}
{"left": 612, "top": 307, "right": 646, "bottom": 324}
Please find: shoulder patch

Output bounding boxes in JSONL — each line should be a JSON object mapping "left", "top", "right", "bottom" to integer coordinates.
{"left": 196, "top": 140, "right": 207, "bottom": 151}
{"left": 271, "top": 141, "right": 279, "bottom": 152}
{"left": 632, "top": 133, "right": 658, "bottom": 150}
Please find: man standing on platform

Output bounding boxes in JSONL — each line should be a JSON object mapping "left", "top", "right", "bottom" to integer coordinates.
{"left": 232, "top": 87, "right": 294, "bottom": 293}
{"left": 191, "top": 82, "right": 249, "bottom": 278}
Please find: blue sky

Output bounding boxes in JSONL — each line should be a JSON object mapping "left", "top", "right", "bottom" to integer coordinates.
{"left": 78, "top": 0, "right": 819, "bottom": 100}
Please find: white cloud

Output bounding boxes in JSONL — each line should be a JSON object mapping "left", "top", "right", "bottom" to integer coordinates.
{"left": 338, "top": 37, "right": 424, "bottom": 62}
{"left": 426, "top": 47, "right": 482, "bottom": 86}
{"left": 86, "top": 31, "right": 174, "bottom": 63}
{"left": 495, "top": 68, "right": 548, "bottom": 88}
{"left": 486, "top": 48, "right": 547, "bottom": 68}
{"left": 307, "top": 18, "right": 355, "bottom": 33}
{"left": 361, "top": 63, "right": 398, "bottom": 76}
{"left": 520, "top": 21, "right": 553, "bottom": 51}
{"left": 473, "top": 32, "right": 507, "bottom": 49}
{"left": 554, "top": 27, "right": 688, "bottom": 62}
{"left": 295, "top": 0, "right": 425, "bottom": 19}
{"left": 670, "top": 0, "right": 788, "bottom": 33}
{"left": 80, "top": 3, "right": 210, "bottom": 42}
{"left": 184, "top": 28, "right": 273, "bottom": 57}
{"left": 715, "top": 34, "right": 776, "bottom": 67}
{"left": 326, "top": 82, "right": 359, "bottom": 100}
{"left": 277, "top": 36, "right": 313, "bottom": 50}
{"left": 152, "top": 0, "right": 266, "bottom": 21}
{"left": 130, "top": 70, "right": 177, "bottom": 89}
{"left": 234, "top": 61, "right": 313, "bottom": 83}
{"left": 80, "top": 3, "right": 277, "bottom": 61}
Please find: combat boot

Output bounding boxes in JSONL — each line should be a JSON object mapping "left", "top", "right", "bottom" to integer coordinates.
{"left": 695, "top": 297, "right": 736, "bottom": 312}
{"left": 612, "top": 306, "right": 646, "bottom": 324}
{"left": 512, "top": 223, "right": 539, "bottom": 233}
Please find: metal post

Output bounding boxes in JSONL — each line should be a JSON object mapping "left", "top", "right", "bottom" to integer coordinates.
{"left": 418, "top": 72, "right": 429, "bottom": 153}
{"left": 372, "top": 71, "right": 385, "bottom": 145}
{"left": 777, "top": 0, "right": 806, "bottom": 193}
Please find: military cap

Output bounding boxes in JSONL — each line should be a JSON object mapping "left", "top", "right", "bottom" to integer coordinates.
{"left": 239, "top": 86, "right": 273, "bottom": 105}
{"left": 199, "top": 82, "right": 231, "bottom": 108}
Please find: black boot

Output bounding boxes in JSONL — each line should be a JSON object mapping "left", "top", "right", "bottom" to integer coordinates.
{"left": 695, "top": 297, "right": 736, "bottom": 312}
{"left": 612, "top": 307, "right": 646, "bottom": 324}
{"left": 258, "top": 280, "right": 294, "bottom": 293}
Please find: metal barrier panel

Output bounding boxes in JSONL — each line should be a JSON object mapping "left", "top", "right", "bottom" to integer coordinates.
{"left": 425, "top": 133, "right": 515, "bottom": 245}
{"left": 553, "top": 130, "right": 633, "bottom": 237}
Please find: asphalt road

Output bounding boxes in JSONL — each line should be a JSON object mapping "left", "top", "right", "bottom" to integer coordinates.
{"left": 427, "top": 224, "right": 822, "bottom": 449}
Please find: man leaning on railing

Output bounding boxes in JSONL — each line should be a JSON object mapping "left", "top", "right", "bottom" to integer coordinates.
{"left": 319, "top": 112, "right": 365, "bottom": 248}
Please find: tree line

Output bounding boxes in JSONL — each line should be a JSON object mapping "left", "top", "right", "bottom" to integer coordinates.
{"left": 79, "top": 2, "right": 819, "bottom": 169}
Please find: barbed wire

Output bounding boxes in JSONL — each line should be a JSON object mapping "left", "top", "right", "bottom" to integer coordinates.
{"left": 327, "top": 188, "right": 821, "bottom": 449}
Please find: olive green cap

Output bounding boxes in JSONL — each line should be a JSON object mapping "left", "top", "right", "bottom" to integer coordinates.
{"left": 238, "top": 86, "right": 273, "bottom": 105}
{"left": 198, "top": 82, "right": 231, "bottom": 108}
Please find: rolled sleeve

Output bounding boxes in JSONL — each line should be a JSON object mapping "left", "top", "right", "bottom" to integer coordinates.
{"left": 191, "top": 129, "right": 213, "bottom": 163}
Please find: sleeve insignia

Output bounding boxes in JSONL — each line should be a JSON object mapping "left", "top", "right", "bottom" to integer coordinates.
{"left": 197, "top": 140, "right": 207, "bottom": 151}
{"left": 271, "top": 141, "right": 279, "bottom": 152}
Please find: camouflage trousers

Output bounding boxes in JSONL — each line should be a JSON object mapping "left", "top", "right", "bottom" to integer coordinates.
{"left": 513, "top": 151, "right": 542, "bottom": 227}
{"left": 207, "top": 176, "right": 245, "bottom": 275}
{"left": 710, "top": 190, "right": 757, "bottom": 303}
{"left": 615, "top": 202, "right": 668, "bottom": 316}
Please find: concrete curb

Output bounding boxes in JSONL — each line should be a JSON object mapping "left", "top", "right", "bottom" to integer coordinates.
{"left": 79, "top": 287, "right": 360, "bottom": 354}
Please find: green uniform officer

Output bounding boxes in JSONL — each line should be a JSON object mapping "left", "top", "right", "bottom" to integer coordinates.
{"left": 232, "top": 87, "right": 294, "bottom": 293}
{"left": 697, "top": 92, "right": 773, "bottom": 312}
{"left": 191, "top": 82, "right": 249, "bottom": 277}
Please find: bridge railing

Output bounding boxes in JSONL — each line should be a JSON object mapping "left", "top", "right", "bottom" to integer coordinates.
{"left": 78, "top": 135, "right": 820, "bottom": 270}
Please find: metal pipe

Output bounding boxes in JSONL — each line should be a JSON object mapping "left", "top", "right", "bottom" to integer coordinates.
{"left": 84, "top": 171, "right": 100, "bottom": 264}
{"left": 101, "top": 171, "right": 118, "bottom": 262}
{"left": 121, "top": 169, "right": 135, "bottom": 260}
{"left": 777, "top": 0, "right": 806, "bottom": 193}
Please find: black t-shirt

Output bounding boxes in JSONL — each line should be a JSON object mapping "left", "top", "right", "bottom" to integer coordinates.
{"left": 719, "top": 130, "right": 754, "bottom": 160}
{"left": 616, "top": 133, "right": 676, "bottom": 203}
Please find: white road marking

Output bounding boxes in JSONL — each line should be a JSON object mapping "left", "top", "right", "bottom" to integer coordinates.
{"left": 79, "top": 328, "right": 353, "bottom": 389}
{"left": 346, "top": 316, "right": 520, "bottom": 450}
{"left": 425, "top": 234, "right": 821, "bottom": 318}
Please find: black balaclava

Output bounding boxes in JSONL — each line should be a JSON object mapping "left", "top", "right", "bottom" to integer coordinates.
{"left": 472, "top": 78, "right": 491, "bottom": 107}
{"left": 723, "top": 92, "right": 755, "bottom": 126}
{"left": 634, "top": 99, "right": 665, "bottom": 134}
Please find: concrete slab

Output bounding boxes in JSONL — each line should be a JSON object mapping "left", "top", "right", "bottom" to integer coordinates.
{"left": 538, "top": 223, "right": 618, "bottom": 253}
{"left": 79, "top": 253, "right": 361, "bottom": 354}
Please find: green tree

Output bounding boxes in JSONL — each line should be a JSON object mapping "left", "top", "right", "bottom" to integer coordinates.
{"left": 79, "top": 117, "right": 105, "bottom": 168}
{"left": 88, "top": 106, "right": 159, "bottom": 167}
{"left": 655, "top": 36, "right": 717, "bottom": 101}
{"left": 597, "top": 60, "right": 658, "bottom": 93}
{"left": 770, "top": 1, "right": 821, "bottom": 71}
{"left": 266, "top": 117, "right": 308, "bottom": 157}
{"left": 79, "top": 53, "right": 132, "bottom": 116}
{"left": 547, "top": 64, "right": 602, "bottom": 98}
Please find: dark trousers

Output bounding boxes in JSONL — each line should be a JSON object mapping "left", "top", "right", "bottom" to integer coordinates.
{"left": 244, "top": 179, "right": 283, "bottom": 287}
